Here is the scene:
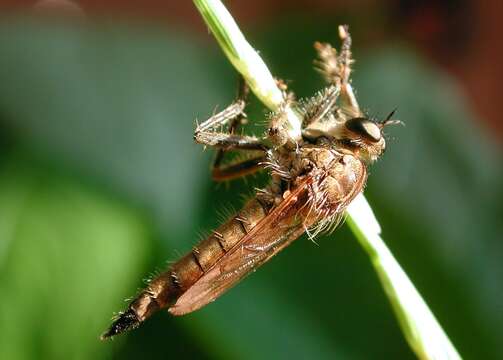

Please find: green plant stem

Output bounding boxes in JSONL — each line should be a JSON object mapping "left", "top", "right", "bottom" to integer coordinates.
{"left": 346, "top": 195, "right": 461, "bottom": 359}
{"left": 193, "top": 0, "right": 302, "bottom": 140}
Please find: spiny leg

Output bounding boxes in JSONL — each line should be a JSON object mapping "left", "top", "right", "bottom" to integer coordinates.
{"left": 301, "top": 85, "right": 340, "bottom": 128}
{"left": 212, "top": 154, "right": 267, "bottom": 182}
{"left": 195, "top": 132, "right": 266, "bottom": 151}
{"left": 195, "top": 78, "right": 246, "bottom": 136}
{"left": 266, "top": 79, "right": 300, "bottom": 148}
{"left": 194, "top": 78, "right": 268, "bottom": 152}
{"left": 314, "top": 25, "right": 360, "bottom": 117}
{"left": 213, "top": 76, "right": 250, "bottom": 167}
{"left": 194, "top": 100, "right": 259, "bottom": 150}
{"left": 338, "top": 25, "right": 353, "bottom": 87}
{"left": 206, "top": 77, "right": 302, "bottom": 182}
{"left": 196, "top": 77, "right": 269, "bottom": 181}
{"left": 337, "top": 25, "right": 359, "bottom": 113}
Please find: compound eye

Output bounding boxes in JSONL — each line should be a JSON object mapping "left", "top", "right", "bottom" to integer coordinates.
{"left": 345, "top": 117, "right": 381, "bottom": 142}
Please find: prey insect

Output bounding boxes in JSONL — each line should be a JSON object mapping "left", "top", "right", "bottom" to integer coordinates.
{"left": 102, "top": 25, "right": 400, "bottom": 339}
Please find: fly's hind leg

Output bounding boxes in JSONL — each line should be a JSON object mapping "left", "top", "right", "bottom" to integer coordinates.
{"left": 211, "top": 154, "right": 267, "bottom": 181}
{"left": 195, "top": 77, "right": 269, "bottom": 181}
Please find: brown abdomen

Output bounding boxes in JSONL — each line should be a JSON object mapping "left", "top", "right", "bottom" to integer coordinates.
{"left": 102, "top": 198, "right": 269, "bottom": 338}
{"left": 171, "top": 198, "right": 267, "bottom": 293}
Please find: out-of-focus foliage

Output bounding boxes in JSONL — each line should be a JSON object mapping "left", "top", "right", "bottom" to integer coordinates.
{"left": 0, "top": 154, "right": 151, "bottom": 360}
{"left": 0, "top": 16, "right": 501, "bottom": 360}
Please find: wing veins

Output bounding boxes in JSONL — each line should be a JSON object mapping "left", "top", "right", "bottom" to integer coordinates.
{"left": 169, "top": 177, "right": 314, "bottom": 315}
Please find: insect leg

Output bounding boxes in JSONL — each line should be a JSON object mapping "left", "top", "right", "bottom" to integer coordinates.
{"left": 226, "top": 76, "right": 250, "bottom": 134}
{"left": 194, "top": 100, "right": 245, "bottom": 140}
{"left": 337, "top": 25, "right": 353, "bottom": 86}
{"left": 212, "top": 155, "right": 267, "bottom": 181}
{"left": 337, "top": 25, "right": 360, "bottom": 114}
{"left": 212, "top": 76, "right": 250, "bottom": 168}
{"left": 205, "top": 77, "right": 269, "bottom": 181}
{"left": 195, "top": 78, "right": 269, "bottom": 152}
{"left": 314, "top": 25, "right": 360, "bottom": 116}
{"left": 195, "top": 131, "right": 267, "bottom": 151}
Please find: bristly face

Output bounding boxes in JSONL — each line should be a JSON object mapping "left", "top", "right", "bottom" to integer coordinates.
{"left": 301, "top": 107, "right": 399, "bottom": 163}
{"left": 298, "top": 82, "right": 399, "bottom": 164}
{"left": 340, "top": 117, "right": 386, "bottom": 163}
{"left": 298, "top": 84, "right": 401, "bottom": 163}
{"left": 339, "top": 110, "right": 401, "bottom": 163}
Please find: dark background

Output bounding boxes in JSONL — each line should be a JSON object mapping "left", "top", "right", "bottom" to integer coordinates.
{"left": 0, "top": 1, "right": 501, "bottom": 359}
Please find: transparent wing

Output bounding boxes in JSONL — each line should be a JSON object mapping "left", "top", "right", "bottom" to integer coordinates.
{"left": 169, "top": 179, "right": 313, "bottom": 315}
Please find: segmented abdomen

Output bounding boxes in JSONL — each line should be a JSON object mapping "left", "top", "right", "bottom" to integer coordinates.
{"left": 121, "top": 199, "right": 267, "bottom": 327}
{"left": 169, "top": 198, "right": 269, "bottom": 294}
{"left": 101, "top": 198, "right": 270, "bottom": 338}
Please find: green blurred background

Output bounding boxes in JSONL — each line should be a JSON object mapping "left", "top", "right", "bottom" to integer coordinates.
{"left": 0, "top": 1, "right": 501, "bottom": 359}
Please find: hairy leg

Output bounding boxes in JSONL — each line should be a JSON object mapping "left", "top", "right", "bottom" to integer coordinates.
{"left": 212, "top": 155, "right": 267, "bottom": 181}
{"left": 194, "top": 78, "right": 268, "bottom": 152}
{"left": 195, "top": 77, "right": 268, "bottom": 181}
{"left": 314, "top": 25, "right": 360, "bottom": 117}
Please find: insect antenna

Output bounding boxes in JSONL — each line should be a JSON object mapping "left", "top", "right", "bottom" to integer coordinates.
{"left": 380, "top": 108, "right": 404, "bottom": 128}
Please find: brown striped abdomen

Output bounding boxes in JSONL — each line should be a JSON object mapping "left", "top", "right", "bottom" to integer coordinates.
{"left": 101, "top": 198, "right": 269, "bottom": 339}
{"left": 169, "top": 197, "right": 268, "bottom": 300}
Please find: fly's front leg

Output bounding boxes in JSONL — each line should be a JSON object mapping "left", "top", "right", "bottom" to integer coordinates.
{"left": 195, "top": 85, "right": 246, "bottom": 138}
{"left": 194, "top": 98, "right": 253, "bottom": 149}
{"left": 337, "top": 25, "right": 360, "bottom": 114}
{"left": 337, "top": 25, "right": 353, "bottom": 87}
{"left": 314, "top": 25, "right": 360, "bottom": 117}
{"left": 195, "top": 78, "right": 268, "bottom": 152}
{"left": 196, "top": 77, "right": 269, "bottom": 181}
{"left": 212, "top": 77, "right": 251, "bottom": 169}
{"left": 195, "top": 132, "right": 266, "bottom": 151}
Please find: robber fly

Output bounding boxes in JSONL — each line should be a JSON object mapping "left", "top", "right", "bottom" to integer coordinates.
{"left": 101, "top": 25, "right": 400, "bottom": 339}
